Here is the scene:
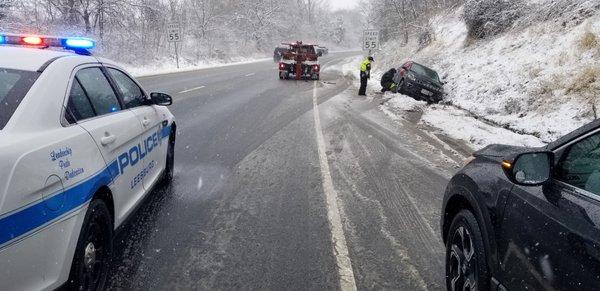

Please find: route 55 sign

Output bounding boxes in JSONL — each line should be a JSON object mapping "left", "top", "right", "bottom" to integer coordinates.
{"left": 363, "top": 29, "right": 380, "bottom": 51}
{"left": 167, "top": 22, "right": 182, "bottom": 42}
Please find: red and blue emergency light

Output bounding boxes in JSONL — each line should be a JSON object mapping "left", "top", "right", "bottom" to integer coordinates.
{"left": 0, "top": 34, "right": 96, "bottom": 54}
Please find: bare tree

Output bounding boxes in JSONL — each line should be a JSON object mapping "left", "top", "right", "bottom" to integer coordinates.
{"left": 2, "top": 0, "right": 362, "bottom": 65}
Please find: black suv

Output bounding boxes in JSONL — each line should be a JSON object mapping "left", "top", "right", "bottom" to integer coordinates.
{"left": 441, "top": 119, "right": 600, "bottom": 290}
{"left": 394, "top": 61, "right": 444, "bottom": 103}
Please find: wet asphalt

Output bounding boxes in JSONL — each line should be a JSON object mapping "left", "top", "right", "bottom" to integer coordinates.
{"left": 106, "top": 52, "right": 469, "bottom": 290}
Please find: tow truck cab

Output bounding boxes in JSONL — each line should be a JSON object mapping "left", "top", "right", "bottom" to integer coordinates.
{"left": 278, "top": 41, "right": 320, "bottom": 81}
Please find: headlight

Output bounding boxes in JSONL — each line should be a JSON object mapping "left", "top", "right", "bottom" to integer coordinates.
{"left": 407, "top": 72, "right": 416, "bottom": 81}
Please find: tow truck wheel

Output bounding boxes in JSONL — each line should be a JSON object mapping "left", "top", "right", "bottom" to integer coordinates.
{"left": 68, "top": 199, "right": 113, "bottom": 291}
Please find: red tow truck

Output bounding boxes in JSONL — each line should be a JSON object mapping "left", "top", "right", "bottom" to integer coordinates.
{"left": 278, "top": 41, "right": 320, "bottom": 80}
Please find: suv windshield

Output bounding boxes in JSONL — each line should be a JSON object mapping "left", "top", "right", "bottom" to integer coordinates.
{"left": 0, "top": 68, "right": 40, "bottom": 130}
{"left": 411, "top": 63, "right": 441, "bottom": 84}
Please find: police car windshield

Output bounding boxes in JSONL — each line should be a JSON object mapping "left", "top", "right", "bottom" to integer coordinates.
{"left": 0, "top": 68, "right": 40, "bottom": 130}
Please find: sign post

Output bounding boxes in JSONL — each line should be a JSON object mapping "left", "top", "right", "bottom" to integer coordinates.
{"left": 166, "top": 22, "right": 182, "bottom": 69}
{"left": 362, "top": 29, "right": 380, "bottom": 56}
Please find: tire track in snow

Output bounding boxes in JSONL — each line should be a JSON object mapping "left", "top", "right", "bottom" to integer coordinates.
{"left": 312, "top": 82, "right": 358, "bottom": 291}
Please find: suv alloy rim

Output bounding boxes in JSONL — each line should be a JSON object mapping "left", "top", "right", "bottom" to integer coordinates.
{"left": 449, "top": 226, "right": 477, "bottom": 291}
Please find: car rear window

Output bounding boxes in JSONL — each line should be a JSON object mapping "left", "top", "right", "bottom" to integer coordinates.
{"left": 0, "top": 68, "right": 40, "bottom": 130}
{"left": 411, "top": 64, "right": 441, "bottom": 83}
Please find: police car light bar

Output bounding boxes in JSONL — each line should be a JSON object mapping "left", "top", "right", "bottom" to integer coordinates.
{"left": 0, "top": 33, "right": 96, "bottom": 54}
{"left": 64, "top": 38, "right": 95, "bottom": 49}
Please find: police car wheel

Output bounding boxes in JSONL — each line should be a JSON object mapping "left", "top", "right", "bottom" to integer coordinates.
{"left": 69, "top": 199, "right": 113, "bottom": 291}
{"left": 162, "top": 129, "right": 176, "bottom": 183}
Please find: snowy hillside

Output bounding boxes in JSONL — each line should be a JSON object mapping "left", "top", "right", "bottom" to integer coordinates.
{"left": 379, "top": 0, "right": 600, "bottom": 147}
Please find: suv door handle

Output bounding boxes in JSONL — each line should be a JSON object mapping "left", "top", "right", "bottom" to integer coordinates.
{"left": 100, "top": 134, "right": 117, "bottom": 146}
{"left": 142, "top": 118, "right": 150, "bottom": 127}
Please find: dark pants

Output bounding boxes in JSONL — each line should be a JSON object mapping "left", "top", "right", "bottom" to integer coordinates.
{"left": 381, "top": 82, "right": 397, "bottom": 93}
{"left": 359, "top": 73, "right": 368, "bottom": 95}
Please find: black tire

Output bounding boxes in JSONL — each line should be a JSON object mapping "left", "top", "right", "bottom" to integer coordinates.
{"left": 68, "top": 199, "right": 113, "bottom": 291}
{"left": 161, "top": 129, "right": 175, "bottom": 184}
{"left": 398, "top": 79, "right": 406, "bottom": 94}
{"left": 445, "top": 210, "right": 489, "bottom": 291}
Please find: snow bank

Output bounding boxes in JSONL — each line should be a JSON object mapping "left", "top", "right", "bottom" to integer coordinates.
{"left": 382, "top": 95, "right": 544, "bottom": 149}
{"left": 385, "top": 94, "right": 427, "bottom": 112}
{"left": 422, "top": 106, "right": 544, "bottom": 149}
{"left": 125, "top": 57, "right": 271, "bottom": 78}
{"left": 324, "top": 55, "right": 363, "bottom": 78}
{"left": 377, "top": 1, "right": 600, "bottom": 145}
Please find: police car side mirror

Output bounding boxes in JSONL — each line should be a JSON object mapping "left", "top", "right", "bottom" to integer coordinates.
{"left": 150, "top": 92, "right": 173, "bottom": 106}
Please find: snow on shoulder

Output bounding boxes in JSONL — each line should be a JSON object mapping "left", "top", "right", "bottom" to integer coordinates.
{"left": 381, "top": 94, "right": 544, "bottom": 150}
{"left": 378, "top": 0, "right": 600, "bottom": 149}
{"left": 125, "top": 56, "right": 271, "bottom": 78}
{"left": 421, "top": 106, "right": 545, "bottom": 149}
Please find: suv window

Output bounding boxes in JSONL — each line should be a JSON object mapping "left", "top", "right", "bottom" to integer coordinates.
{"left": 76, "top": 67, "right": 121, "bottom": 116}
{"left": 107, "top": 68, "right": 146, "bottom": 108}
{"left": 0, "top": 68, "right": 40, "bottom": 130}
{"left": 555, "top": 131, "right": 600, "bottom": 195}
{"left": 410, "top": 63, "right": 441, "bottom": 84}
{"left": 65, "top": 78, "right": 96, "bottom": 123}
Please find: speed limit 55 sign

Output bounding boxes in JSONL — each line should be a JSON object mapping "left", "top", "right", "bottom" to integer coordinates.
{"left": 167, "top": 22, "right": 182, "bottom": 43}
{"left": 363, "top": 29, "right": 380, "bottom": 52}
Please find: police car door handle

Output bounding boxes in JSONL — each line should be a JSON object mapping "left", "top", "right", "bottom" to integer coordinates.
{"left": 100, "top": 133, "right": 116, "bottom": 146}
{"left": 142, "top": 118, "right": 150, "bottom": 127}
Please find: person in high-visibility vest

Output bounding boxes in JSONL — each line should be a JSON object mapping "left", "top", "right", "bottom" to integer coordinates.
{"left": 358, "top": 56, "right": 373, "bottom": 96}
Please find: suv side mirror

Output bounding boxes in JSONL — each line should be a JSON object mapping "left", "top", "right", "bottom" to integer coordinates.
{"left": 150, "top": 92, "right": 173, "bottom": 106}
{"left": 504, "top": 151, "right": 554, "bottom": 186}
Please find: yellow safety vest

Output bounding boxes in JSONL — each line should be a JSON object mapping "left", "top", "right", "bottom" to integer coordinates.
{"left": 360, "top": 59, "right": 371, "bottom": 72}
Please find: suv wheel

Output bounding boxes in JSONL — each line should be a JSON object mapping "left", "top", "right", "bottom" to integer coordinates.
{"left": 69, "top": 199, "right": 113, "bottom": 291}
{"left": 398, "top": 79, "right": 406, "bottom": 94}
{"left": 446, "top": 210, "right": 489, "bottom": 291}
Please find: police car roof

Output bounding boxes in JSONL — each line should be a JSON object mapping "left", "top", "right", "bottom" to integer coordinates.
{"left": 0, "top": 46, "right": 86, "bottom": 71}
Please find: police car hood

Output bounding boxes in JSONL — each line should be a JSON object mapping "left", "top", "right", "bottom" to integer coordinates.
{"left": 0, "top": 46, "right": 74, "bottom": 71}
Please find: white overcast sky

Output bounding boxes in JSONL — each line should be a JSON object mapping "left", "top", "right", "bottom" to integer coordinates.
{"left": 328, "top": 0, "right": 360, "bottom": 11}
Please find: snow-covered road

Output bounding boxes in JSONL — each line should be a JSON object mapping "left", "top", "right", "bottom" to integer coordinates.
{"left": 104, "top": 52, "right": 466, "bottom": 290}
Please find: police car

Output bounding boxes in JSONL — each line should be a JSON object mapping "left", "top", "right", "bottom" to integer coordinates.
{"left": 0, "top": 34, "right": 176, "bottom": 290}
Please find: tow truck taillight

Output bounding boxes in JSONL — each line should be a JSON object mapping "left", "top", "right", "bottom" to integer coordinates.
{"left": 313, "top": 65, "right": 320, "bottom": 72}
{"left": 279, "top": 63, "right": 286, "bottom": 70}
